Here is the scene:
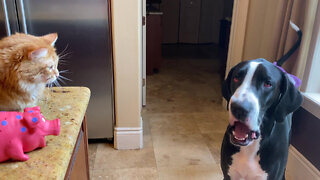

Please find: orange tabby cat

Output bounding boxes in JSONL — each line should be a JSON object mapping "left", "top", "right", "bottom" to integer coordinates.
{"left": 0, "top": 33, "right": 59, "bottom": 111}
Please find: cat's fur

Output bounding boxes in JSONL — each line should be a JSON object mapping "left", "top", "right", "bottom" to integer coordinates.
{"left": 0, "top": 33, "right": 59, "bottom": 111}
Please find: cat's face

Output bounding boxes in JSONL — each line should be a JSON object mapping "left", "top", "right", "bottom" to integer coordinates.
{"left": 0, "top": 33, "right": 61, "bottom": 111}
{"left": 14, "top": 33, "right": 60, "bottom": 85}
{"left": 22, "top": 47, "right": 60, "bottom": 84}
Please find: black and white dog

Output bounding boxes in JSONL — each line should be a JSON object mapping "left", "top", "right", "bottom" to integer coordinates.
{"left": 220, "top": 58, "right": 303, "bottom": 180}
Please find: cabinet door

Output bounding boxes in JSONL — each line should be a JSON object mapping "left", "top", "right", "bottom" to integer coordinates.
{"left": 160, "top": 0, "right": 180, "bottom": 43}
{"left": 198, "top": 0, "right": 224, "bottom": 44}
{"left": 179, "top": 0, "right": 201, "bottom": 43}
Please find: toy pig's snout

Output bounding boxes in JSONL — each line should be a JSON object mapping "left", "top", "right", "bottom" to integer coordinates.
{"left": 44, "top": 119, "right": 61, "bottom": 136}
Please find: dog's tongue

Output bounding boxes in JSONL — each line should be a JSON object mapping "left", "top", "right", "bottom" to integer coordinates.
{"left": 234, "top": 122, "right": 250, "bottom": 138}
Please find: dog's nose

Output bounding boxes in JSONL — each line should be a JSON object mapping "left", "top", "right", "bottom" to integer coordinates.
{"left": 231, "top": 102, "right": 250, "bottom": 121}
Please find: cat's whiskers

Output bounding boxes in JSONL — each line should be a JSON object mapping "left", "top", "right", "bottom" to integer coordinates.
{"left": 53, "top": 80, "right": 61, "bottom": 87}
{"left": 56, "top": 74, "right": 72, "bottom": 85}
{"left": 59, "top": 70, "right": 70, "bottom": 74}
{"left": 57, "top": 77, "right": 66, "bottom": 85}
{"left": 58, "top": 75, "right": 72, "bottom": 82}
{"left": 58, "top": 44, "right": 69, "bottom": 57}
{"left": 58, "top": 44, "right": 71, "bottom": 66}
{"left": 58, "top": 59, "right": 69, "bottom": 65}
{"left": 46, "top": 82, "right": 53, "bottom": 89}
{"left": 58, "top": 52, "right": 72, "bottom": 59}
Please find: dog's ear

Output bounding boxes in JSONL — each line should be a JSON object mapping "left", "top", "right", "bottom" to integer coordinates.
{"left": 222, "top": 67, "right": 235, "bottom": 110}
{"left": 273, "top": 73, "right": 303, "bottom": 121}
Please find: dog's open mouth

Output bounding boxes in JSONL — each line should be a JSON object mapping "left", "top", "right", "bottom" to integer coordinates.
{"left": 229, "top": 122, "right": 260, "bottom": 146}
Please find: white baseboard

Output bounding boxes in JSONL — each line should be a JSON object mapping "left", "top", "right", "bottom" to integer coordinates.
{"left": 114, "top": 118, "right": 143, "bottom": 150}
{"left": 286, "top": 145, "right": 320, "bottom": 180}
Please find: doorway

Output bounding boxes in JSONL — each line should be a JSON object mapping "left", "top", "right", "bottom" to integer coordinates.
{"left": 145, "top": 0, "right": 234, "bottom": 107}
{"left": 141, "top": 0, "right": 234, "bottom": 177}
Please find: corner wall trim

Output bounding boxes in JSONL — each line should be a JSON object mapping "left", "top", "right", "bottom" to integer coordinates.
{"left": 225, "top": 0, "right": 250, "bottom": 78}
{"left": 286, "top": 145, "right": 320, "bottom": 179}
{"left": 114, "top": 118, "right": 143, "bottom": 150}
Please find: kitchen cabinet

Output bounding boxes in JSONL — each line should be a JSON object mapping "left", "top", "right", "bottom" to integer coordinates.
{"left": 161, "top": 0, "right": 225, "bottom": 44}
{"left": 147, "top": 12, "right": 163, "bottom": 75}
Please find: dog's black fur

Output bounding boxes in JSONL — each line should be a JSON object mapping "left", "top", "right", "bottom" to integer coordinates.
{"left": 220, "top": 58, "right": 303, "bottom": 180}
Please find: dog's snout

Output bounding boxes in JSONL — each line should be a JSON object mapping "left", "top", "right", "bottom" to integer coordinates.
{"left": 231, "top": 102, "right": 251, "bottom": 121}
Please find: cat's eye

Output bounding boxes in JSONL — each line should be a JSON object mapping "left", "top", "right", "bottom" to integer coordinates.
{"left": 48, "top": 65, "right": 54, "bottom": 70}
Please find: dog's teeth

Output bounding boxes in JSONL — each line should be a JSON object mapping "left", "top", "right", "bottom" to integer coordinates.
{"left": 232, "top": 131, "right": 247, "bottom": 141}
{"left": 234, "top": 136, "right": 245, "bottom": 141}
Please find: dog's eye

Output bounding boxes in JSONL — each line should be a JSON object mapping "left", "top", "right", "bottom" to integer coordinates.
{"left": 264, "top": 81, "right": 272, "bottom": 88}
{"left": 233, "top": 77, "right": 239, "bottom": 83}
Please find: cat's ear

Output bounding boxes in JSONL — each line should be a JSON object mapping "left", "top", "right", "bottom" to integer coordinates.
{"left": 42, "top": 33, "right": 58, "bottom": 46}
{"left": 28, "top": 48, "right": 48, "bottom": 60}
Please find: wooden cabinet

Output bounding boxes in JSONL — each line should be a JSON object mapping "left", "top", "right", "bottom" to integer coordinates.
{"left": 147, "top": 13, "right": 163, "bottom": 75}
{"left": 65, "top": 116, "right": 90, "bottom": 180}
{"left": 179, "top": 0, "right": 202, "bottom": 43}
{"left": 160, "top": 0, "right": 180, "bottom": 43}
{"left": 160, "top": 0, "right": 226, "bottom": 44}
{"left": 198, "top": 0, "right": 224, "bottom": 44}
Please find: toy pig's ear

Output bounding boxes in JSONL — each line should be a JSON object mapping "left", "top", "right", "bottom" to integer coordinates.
{"left": 23, "top": 112, "right": 41, "bottom": 128}
{"left": 24, "top": 106, "right": 41, "bottom": 113}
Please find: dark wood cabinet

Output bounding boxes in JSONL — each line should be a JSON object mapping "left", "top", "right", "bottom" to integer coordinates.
{"left": 146, "top": 13, "right": 163, "bottom": 75}
{"left": 65, "top": 116, "right": 90, "bottom": 180}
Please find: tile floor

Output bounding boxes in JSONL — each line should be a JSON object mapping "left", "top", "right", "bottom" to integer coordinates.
{"left": 89, "top": 45, "right": 229, "bottom": 179}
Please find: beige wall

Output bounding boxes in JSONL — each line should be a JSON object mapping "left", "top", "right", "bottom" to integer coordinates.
{"left": 112, "top": 0, "right": 142, "bottom": 128}
{"left": 227, "top": 0, "right": 304, "bottom": 66}
{"left": 226, "top": 0, "right": 286, "bottom": 75}
{"left": 243, "top": 0, "right": 288, "bottom": 61}
{"left": 226, "top": 0, "right": 315, "bottom": 89}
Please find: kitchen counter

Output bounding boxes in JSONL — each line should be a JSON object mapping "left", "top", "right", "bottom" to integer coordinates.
{"left": 0, "top": 87, "right": 90, "bottom": 180}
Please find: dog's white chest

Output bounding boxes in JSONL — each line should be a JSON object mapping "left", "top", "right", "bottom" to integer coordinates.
{"left": 228, "top": 139, "right": 268, "bottom": 180}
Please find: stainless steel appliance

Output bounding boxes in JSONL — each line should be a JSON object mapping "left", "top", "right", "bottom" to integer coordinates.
{"left": 0, "top": 0, "right": 114, "bottom": 139}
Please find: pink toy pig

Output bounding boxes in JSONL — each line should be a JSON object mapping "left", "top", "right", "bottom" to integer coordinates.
{"left": 0, "top": 106, "right": 60, "bottom": 162}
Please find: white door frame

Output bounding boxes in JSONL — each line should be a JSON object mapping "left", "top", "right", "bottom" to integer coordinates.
{"left": 225, "top": 0, "right": 249, "bottom": 78}
{"left": 142, "top": 0, "right": 146, "bottom": 106}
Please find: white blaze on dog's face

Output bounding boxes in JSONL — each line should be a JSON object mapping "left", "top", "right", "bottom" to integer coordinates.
{"left": 224, "top": 59, "right": 283, "bottom": 146}
{"left": 229, "top": 62, "right": 261, "bottom": 131}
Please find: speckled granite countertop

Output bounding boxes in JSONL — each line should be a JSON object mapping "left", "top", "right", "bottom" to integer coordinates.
{"left": 0, "top": 87, "right": 90, "bottom": 180}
